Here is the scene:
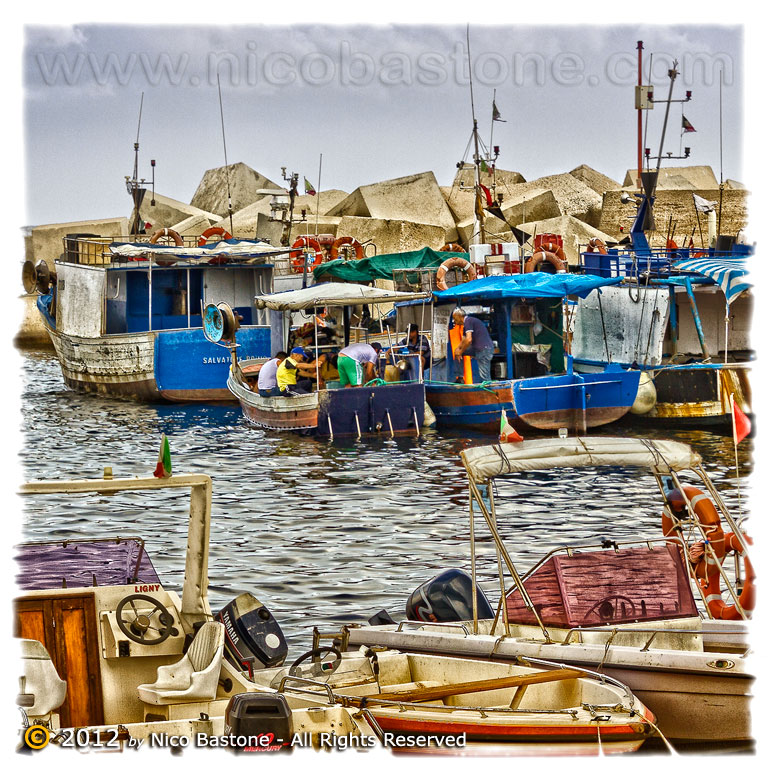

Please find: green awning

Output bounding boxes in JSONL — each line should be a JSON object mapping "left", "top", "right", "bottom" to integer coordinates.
{"left": 312, "top": 247, "right": 447, "bottom": 282}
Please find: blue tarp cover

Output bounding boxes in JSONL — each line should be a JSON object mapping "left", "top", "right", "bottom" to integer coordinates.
{"left": 433, "top": 272, "right": 624, "bottom": 302}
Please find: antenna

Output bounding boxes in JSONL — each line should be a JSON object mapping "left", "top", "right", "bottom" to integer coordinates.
{"left": 718, "top": 67, "right": 724, "bottom": 238}
{"left": 131, "top": 92, "right": 144, "bottom": 236}
{"left": 466, "top": 26, "right": 485, "bottom": 245}
{"left": 217, "top": 74, "right": 234, "bottom": 235}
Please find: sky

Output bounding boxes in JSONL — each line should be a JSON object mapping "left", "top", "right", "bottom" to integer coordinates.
{"left": 23, "top": 22, "right": 745, "bottom": 228}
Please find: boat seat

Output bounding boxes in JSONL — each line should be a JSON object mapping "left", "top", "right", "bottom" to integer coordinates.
{"left": 17, "top": 639, "right": 67, "bottom": 717}
{"left": 137, "top": 621, "right": 225, "bottom": 706}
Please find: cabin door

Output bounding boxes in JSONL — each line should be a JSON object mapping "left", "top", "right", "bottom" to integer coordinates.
{"left": 15, "top": 594, "right": 104, "bottom": 727}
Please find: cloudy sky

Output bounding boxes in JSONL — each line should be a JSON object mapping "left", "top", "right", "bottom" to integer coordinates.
{"left": 23, "top": 21, "right": 745, "bottom": 227}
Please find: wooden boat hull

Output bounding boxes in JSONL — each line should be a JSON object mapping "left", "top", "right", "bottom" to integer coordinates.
{"left": 229, "top": 366, "right": 425, "bottom": 437}
{"left": 425, "top": 369, "right": 640, "bottom": 433}
{"left": 634, "top": 366, "right": 752, "bottom": 430}
{"left": 43, "top": 312, "right": 268, "bottom": 403}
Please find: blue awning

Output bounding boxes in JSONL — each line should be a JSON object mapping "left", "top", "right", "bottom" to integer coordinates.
{"left": 674, "top": 258, "right": 751, "bottom": 304}
{"left": 433, "top": 272, "right": 624, "bottom": 303}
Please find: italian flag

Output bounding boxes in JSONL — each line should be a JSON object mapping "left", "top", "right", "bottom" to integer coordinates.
{"left": 154, "top": 434, "right": 172, "bottom": 478}
{"left": 500, "top": 411, "right": 524, "bottom": 443}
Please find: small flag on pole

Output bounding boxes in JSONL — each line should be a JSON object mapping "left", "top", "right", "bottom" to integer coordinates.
{"left": 304, "top": 177, "right": 317, "bottom": 196}
{"left": 500, "top": 411, "right": 524, "bottom": 443}
{"left": 682, "top": 116, "right": 696, "bottom": 133}
{"left": 492, "top": 100, "right": 506, "bottom": 122}
{"left": 154, "top": 434, "right": 173, "bottom": 478}
{"left": 731, "top": 395, "right": 751, "bottom": 445}
{"left": 479, "top": 158, "right": 489, "bottom": 173}
{"left": 479, "top": 183, "right": 493, "bottom": 206}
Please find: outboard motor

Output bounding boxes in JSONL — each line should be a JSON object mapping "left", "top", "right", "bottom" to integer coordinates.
{"left": 406, "top": 568, "right": 494, "bottom": 623}
{"left": 216, "top": 593, "right": 288, "bottom": 678}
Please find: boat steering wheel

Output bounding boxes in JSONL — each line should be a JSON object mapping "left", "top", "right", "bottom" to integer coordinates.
{"left": 115, "top": 594, "right": 178, "bottom": 646}
{"left": 584, "top": 595, "right": 638, "bottom": 623}
{"left": 288, "top": 646, "right": 342, "bottom": 677}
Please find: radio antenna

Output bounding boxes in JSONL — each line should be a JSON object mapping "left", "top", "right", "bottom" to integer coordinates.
{"left": 217, "top": 74, "right": 234, "bottom": 235}
{"left": 131, "top": 92, "right": 144, "bottom": 236}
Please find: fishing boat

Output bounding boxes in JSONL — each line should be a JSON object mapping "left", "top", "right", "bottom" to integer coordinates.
{"left": 27, "top": 235, "right": 283, "bottom": 402}
{"left": 574, "top": 53, "right": 753, "bottom": 430}
{"left": 426, "top": 272, "right": 642, "bottom": 432}
{"left": 346, "top": 437, "right": 754, "bottom": 746}
{"left": 224, "top": 283, "right": 427, "bottom": 438}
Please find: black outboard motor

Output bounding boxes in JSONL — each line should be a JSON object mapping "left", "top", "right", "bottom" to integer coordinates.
{"left": 216, "top": 593, "right": 288, "bottom": 678}
{"left": 406, "top": 568, "right": 494, "bottom": 623}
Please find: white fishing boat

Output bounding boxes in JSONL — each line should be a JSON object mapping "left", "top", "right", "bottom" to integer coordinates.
{"left": 347, "top": 437, "right": 754, "bottom": 746}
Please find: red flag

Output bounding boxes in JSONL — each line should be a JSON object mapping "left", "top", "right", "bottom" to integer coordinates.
{"left": 479, "top": 183, "right": 493, "bottom": 206}
{"left": 732, "top": 399, "right": 751, "bottom": 444}
{"left": 500, "top": 411, "right": 524, "bottom": 443}
{"left": 682, "top": 116, "right": 696, "bottom": 133}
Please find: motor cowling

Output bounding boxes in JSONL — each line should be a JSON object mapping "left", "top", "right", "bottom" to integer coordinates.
{"left": 224, "top": 692, "right": 293, "bottom": 750}
{"left": 406, "top": 568, "right": 494, "bottom": 623}
{"left": 216, "top": 593, "right": 288, "bottom": 678}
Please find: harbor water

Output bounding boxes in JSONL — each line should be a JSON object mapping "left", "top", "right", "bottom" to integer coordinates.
{"left": 18, "top": 350, "right": 753, "bottom": 647}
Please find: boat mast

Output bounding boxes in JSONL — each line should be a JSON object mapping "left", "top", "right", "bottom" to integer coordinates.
{"left": 466, "top": 27, "right": 485, "bottom": 246}
{"left": 131, "top": 93, "right": 144, "bottom": 237}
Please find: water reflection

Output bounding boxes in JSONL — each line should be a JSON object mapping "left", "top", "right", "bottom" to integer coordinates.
{"left": 18, "top": 351, "right": 753, "bottom": 644}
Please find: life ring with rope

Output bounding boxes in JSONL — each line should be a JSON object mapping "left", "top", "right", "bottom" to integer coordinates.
{"left": 663, "top": 485, "right": 754, "bottom": 620}
{"left": 149, "top": 228, "right": 183, "bottom": 246}
{"left": 586, "top": 238, "right": 607, "bottom": 254}
{"left": 436, "top": 256, "right": 477, "bottom": 291}
{"left": 440, "top": 243, "right": 466, "bottom": 253}
{"left": 198, "top": 226, "right": 232, "bottom": 246}
{"left": 330, "top": 236, "right": 364, "bottom": 260}
{"left": 524, "top": 242, "right": 567, "bottom": 274}
{"left": 290, "top": 236, "right": 324, "bottom": 273}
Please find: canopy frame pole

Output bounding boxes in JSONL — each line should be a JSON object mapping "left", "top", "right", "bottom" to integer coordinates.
{"left": 683, "top": 277, "right": 710, "bottom": 360}
{"left": 469, "top": 484, "right": 478, "bottom": 634}
{"left": 488, "top": 479, "right": 510, "bottom": 635}
{"left": 460, "top": 453, "right": 551, "bottom": 642}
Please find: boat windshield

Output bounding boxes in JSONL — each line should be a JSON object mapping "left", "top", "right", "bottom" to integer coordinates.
{"left": 505, "top": 544, "right": 697, "bottom": 628}
{"left": 16, "top": 538, "right": 161, "bottom": 590}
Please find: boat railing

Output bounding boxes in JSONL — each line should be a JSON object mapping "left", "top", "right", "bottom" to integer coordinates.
{"left": 60, "top": 234, "right": 203, "bottom": 265}
{"left": 396, "top": 621, "right": 471, "bottom": 636}
{"left": 277, "top": 675, "right": 337, "bottom": 704}
{"left": 579, "top": 245, "right": 749, "bottom": 279}
{"left": 558, "top": 626, "right": 748, "bottom": 654}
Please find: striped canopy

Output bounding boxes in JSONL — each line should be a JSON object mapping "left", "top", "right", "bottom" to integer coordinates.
{"left": 675, "top": 258, "right": 751, "bottom": 304}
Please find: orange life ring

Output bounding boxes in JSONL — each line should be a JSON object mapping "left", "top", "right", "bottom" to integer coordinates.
{"left": 440, "top": 243, "right": 466, "bottom": 253}
{"left": 330, "top": 236, "right": 364, "bottom": 260}
{"left": 436, "top": 257, "right": 477, "bottom": 292}
{"left": 149, "top": 228, "right": 183, "bottom": 246}
{"left": 291, "top": 236, "right": 324, "bottom": 273}
{"left": 663, "top": 485, "right": 754, "bottom": 620}
{"left": 198, "top": 226, "right": 232, "bottom": 246}
{"left": 524, "top": 243, "right": 567, "bottom": 274}
{"left": 586, "top": 238, "right": 607, "bottom": 254}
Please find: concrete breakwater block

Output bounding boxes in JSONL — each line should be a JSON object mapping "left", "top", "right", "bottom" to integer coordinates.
{"left": 569, "top": 164, "right": 621, "bottom": 197}
{"left": 25, "top": 216, "right": 130, "bottom": 267}
{"left": 328, "top": 171, "right": 458, "bottom": 243}
{"left": 131, "top": 192, "right": 220, "bottom": 232}
{"left": 336, "top": 216, "right": 446, "bottom": 256}
{"left": 622, "top": 165, "right": 719, "bottom": 191}
{"left": 190, "top": 162, "right": 283, "bottom": 218}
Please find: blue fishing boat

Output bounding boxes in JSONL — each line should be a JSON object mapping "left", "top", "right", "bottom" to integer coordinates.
{"left": 424, "top": 273, "right": 641, "bottom": 432}
{"left": 31, "top": 236, "right": 281, "bottom": 402}
{"left": 225, "top": 282, "right": 428, "bottom": 438}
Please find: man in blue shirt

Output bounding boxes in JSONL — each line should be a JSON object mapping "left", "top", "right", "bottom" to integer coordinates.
{"left": 452, "top": 309, "right": 494, "bottom": 382}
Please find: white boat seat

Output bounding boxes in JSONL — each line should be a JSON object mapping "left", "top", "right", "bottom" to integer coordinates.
{"left": 137, "top": 621, "right": 225, "bottom": 706}
{"left": 18, "top": 639, "right": 67, "bottom": 717}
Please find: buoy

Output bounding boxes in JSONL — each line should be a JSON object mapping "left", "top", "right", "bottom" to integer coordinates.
{"left": 630, "top": 371, "right": 657, "bottom": 415}
{"left": 423, "top": 400, "right": 437, "bottom": 427}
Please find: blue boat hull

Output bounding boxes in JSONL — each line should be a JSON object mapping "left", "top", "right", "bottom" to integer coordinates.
{"left": 426, "top": 369, "right": 640, "bottom": 432}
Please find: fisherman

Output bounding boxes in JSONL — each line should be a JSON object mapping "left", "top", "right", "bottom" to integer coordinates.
{"left": 277, "top": 347, "right": 318, "bottom": 396}
{"left": 256, "top": 351, "right": 288, "bottom": 397}
{"left": 386, "top": 324, "right": 431, "bottom": 378}
{"left": 451, "top": 309, "right": 494, "bottom": 382}
{"left": 337, "top": 342, "right": 382, "bottom": 387}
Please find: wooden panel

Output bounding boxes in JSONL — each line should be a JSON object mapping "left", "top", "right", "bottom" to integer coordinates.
{"left": 53, "top": 596, "right": 104, "bottom": 727}
{"left": 14, "top": 594, "right": 104, "bottom": 728}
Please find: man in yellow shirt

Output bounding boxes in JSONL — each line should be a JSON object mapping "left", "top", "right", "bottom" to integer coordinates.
{"left": 277, "top": 347, "right": 317, "bottom": 395}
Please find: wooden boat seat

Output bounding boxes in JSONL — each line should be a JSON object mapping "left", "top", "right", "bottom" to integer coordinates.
{"left": 241, "top": 364, "right": 262, "bottom": 377}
